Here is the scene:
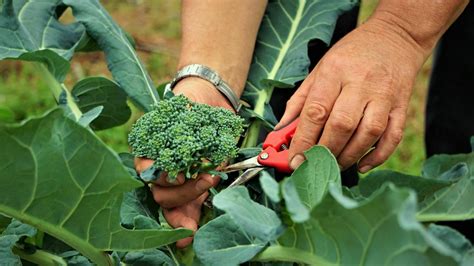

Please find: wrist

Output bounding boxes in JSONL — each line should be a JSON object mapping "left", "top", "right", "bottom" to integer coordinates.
{"left": 177, "top": 60, "right": 247, "bottom": 97}
{"left": 369, "top": 10, "right": 440, "bottom": 57}
{"left": 172, "top": 77, "right": 235, "bottom": 112}
{"left": 370, "top": 0, "right": 469, "bottom": 56}
{"left": 362, "top": 16, "right": 428, "bottom": 65}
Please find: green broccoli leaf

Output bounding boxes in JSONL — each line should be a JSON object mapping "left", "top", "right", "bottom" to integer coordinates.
{"left": 123, "top": 249, "right": 175, "bottom": 266}
{"left": 0, "top": 0, "right": 84, "bottom": 82}
{"left": 427, "top": 224, "right": 473, "bottom": 262}
{"left": 194, "top": 186, "right": 283, "bottom": 265}
{"left": 359, "top": 150, "right": 474, "bottom": 222}
{"left": 281, "top": 178, "right": 309, "bottom": 223}
{"left": 0, "top": 109, "right": 191, "bottom": 265}
{"left": 287, "top": 146, "right": 341, "bottom": 209}
{"left": 359, "top": 170, "right": 453, "bottom": 201}
{"left": 120, "top": 187, "right": 161, "bottom": 230}
{"left": 212, "top": 187, "right": 283, "bottom": 242}
{"left": 244, "top": 0, "right": 358, "bottom": 105}
{"left": 194, "top": 214, "right": 266, "bottom": 266}
{"left": 259, "top": 171, "right": 281, "bottom": 203}
{"left": 256, "top": 184, "right": 463, "bottom": 265}
{"left": 63, "top": 0, "right": 160, "bottom": 111}
{"left": 72, "top": 77, "right": 132, "bottom": 130}
{"left": 0, "top": 219, "right": 37, "bottom": 265}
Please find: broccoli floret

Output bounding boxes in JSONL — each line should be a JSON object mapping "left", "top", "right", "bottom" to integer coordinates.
{"left": 128, "top": 95, "right": 244, "bottom": 181}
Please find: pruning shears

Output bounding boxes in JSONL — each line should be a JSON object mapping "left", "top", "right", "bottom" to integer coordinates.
{"left": 222, "top": 118, "right": 300, "bottom": 187}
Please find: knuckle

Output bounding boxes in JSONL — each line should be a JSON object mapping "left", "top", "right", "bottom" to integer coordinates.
{"left": 290, "top": 92, "right": 306, "bottom": 103}
{"left": 153, "top": 193, "right": 165, "bottom": 206}
{"left": 175, "top": 178, "right": 185, "bottom": 185}
{"left": 152, "top": 189, "right": 172, "bottom": 208}
{"left": 342, "top": 154, "right": 360, "bottom": 166}
{"left": 365, "top": 120, "right": 386, "bottom": 137}
{"left": 371, "top": 152, "right": 389, "bottom": 166}
{"left": 304, "top": 101, "right": 329, "bottom": 125}
{"left": 338, "top": 159, "right": 353, "bottom": 170}
{"left": 390, "top": 129, "right": 404, "bottom": 144}
{"left": 286, "top": 98, "right": 296, "bottom": 108}
{"left": 323, "top": 54, "right": 345, "bottom": 71}
{"left": 330, "top": 112, "right": 357, "bottom": 134}
{"left": 292, "top": 136, "right": 315, "bottom": 152}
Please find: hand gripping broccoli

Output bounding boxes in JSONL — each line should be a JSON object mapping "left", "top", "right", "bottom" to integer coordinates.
{"left": 128, "top": 95, "right": 244, "bottom": 181}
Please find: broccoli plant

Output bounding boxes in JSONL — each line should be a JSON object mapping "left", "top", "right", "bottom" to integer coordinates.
{"left": 128, "top": 95, "right": 244, "bottom": 180}
{"left": 1, "top": 0, "right": 474, "bottom": 265}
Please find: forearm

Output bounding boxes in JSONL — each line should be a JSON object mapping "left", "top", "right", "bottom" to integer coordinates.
{"left": 179, "top": 0, "right": 267, "bottom": 97}
{"left": 369, "top": 0, "right": 469, "bottom": 56}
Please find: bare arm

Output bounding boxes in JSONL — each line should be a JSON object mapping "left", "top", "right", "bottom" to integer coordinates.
{"left": 138, "top": 0, "right": 267, "bottom": 248}
{"left": 283, "top": 0, "right": 469, "bottom": 172}
{"left": 175, "top": 0, "right": 268, "bottom": 101}
{"left": 372, "top": 0, "right": 469, "bottom": 54}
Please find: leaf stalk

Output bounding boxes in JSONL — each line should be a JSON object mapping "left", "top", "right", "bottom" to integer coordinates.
{"left": 35, "top": 63, "right": 83, "bottom": 120}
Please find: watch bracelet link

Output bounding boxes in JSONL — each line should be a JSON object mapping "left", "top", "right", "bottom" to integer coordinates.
{"left": 169, "top": 64, "right": 242, "bottom": 112}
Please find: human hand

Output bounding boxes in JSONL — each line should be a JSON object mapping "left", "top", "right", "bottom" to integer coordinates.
{"left": 277, "top": 18, "right": 428, "bottom": 173}
{"left": 135, "top": 77, "right": 233, "bottom": 247}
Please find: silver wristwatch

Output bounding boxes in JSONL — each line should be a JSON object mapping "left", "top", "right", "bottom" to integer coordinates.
{"left": 169, "top": 64, "right": 242, "bottom": 112}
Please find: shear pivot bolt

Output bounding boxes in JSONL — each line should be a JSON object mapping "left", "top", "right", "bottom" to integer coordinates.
{"left": 260, "top": 152, "right": 269, "bottom": 160}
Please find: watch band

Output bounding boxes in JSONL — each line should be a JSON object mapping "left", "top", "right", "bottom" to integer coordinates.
{"left": 169, "top": 64, "right": 242, "bottom": 112}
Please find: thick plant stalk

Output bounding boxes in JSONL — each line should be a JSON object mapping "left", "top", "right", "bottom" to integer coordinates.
{"left": 0, "top": 206, "right": 113, "bottom": 265}
{"left": 242, "top": 88, "right": 272, "bottom": 148}
{"left": 35, "top": 63, "right": 83, "bottom": 121}
{"left": 14, "top": 247, "right": 68, "bottom": 265}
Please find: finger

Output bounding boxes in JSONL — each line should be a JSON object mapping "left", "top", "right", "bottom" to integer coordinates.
{"left": 288, "top": 73, "right": 341, "bottom": 169}
{"left": 154, "top": 172, "right": 185, "bottom": 187}
{"left": 275, "top": 79, "right": 311, "bottom": 130}
{"left": 164, "top": 210, "right": 197, "bottom": 249}
{"left": 163, "top": 193, "right": 208, "bottom": 248}
{"left": 318, "top": 85, "right": 366, "bottom": 158}
{"left": 135, "top": 158, "right": 185, "bottom": 186}
{"left": 134, "top": 158, "right": 154, "bottom": 174}
{"left": 175, "top": 193, "right": 209, "bottom": 248}
{"left": 337, "top": 100, "right": 391, "bottom": 169}
{"left": 151, "top": 174, "right": 219, "bottom": 208}
{"left": 358, "top": 106, "right": 406, "bottom": 173}
{"left": 175, "top": 218, "right": 197, "bottom": 248}
{"left": 163, "top": 193, "right": 209, "bottom": 225}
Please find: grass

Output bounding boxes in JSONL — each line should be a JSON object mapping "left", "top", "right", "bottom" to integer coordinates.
{"left": 0, "top": 0, "right": 429, "bottom": 175}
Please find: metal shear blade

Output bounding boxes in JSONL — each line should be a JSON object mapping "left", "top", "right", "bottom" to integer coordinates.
{"left": 221, "top": 156, "right": 262, "bottom": 173}
{"left": 228, "top": 167, "right": 265, "bottom": 188}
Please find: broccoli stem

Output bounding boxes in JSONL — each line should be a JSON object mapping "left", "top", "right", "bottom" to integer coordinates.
{"left": 13, "top": 246, "right": 68, "bottom": 265}
{"left": 35, "top": 63, "right": 83, "bottom": 121}
{"left": 242, "top": 87, "right": 273, "bottom": 148}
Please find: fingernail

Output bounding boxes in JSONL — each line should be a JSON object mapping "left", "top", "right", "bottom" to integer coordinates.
{"left": 196, "top": 179, "right": 212, "bottom": 192}
{"left": 359, "top": 165, "right": 372, "bottom": 173}
{"left": 290, "top": 154, "right": 305, "bottom": 170}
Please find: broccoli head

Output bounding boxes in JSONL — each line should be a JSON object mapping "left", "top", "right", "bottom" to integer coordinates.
{"left": 128, "top": 95, "right": 244, "bottom": 180}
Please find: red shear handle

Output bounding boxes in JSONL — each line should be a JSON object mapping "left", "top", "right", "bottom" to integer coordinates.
{"left": 257, "top": 147, "right": 293, "bottom": 173}
{"left": 263, "top": 118, "right": 300, "bottom": 150}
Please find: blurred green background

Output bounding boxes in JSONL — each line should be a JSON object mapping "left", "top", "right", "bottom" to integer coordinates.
{"left": 0, "top": 0, "right": 429, "bottom": 175}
